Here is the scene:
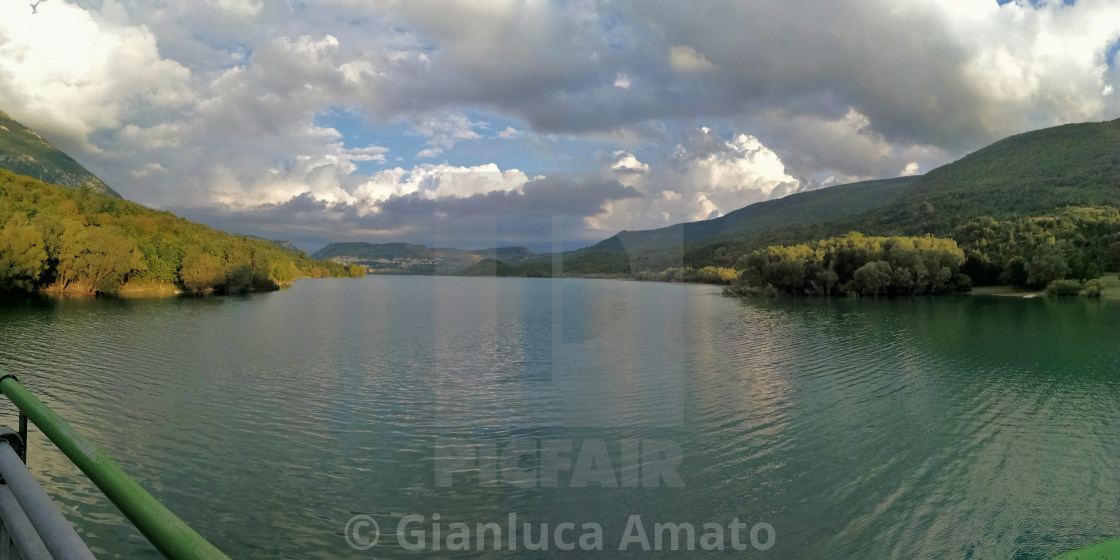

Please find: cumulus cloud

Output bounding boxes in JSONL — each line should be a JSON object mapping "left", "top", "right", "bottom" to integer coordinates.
{"left": 197, "top": 34, "right": 379, "bottom": 137}
{"left": 185, "top": 166, "right": 639, "bottom": 249}
{"left": 668, "top": 45, "right": 717, "bottom": 74}
{"left": 497, "top": 126, "right": 524, "bottom": 139}
{"left": 609, "top": 151, "right": 650, "bottom": 181}
{"left": 130, "top": 163, "right": 165, "bottom": 178}
{"left": 3, "top": 0, "right": 1120, "bottom": 250}
{"left": 669, "top": 127, "right": 800, "bottom": 210}
{"left": 755, "top": 108, "right": 947, "bottom": 182}
{"left": 408, "top": 112, "right": 485, "bottom": 157}
{"left": 0, "top": 0, "right": 194, "bottom": 153}
{"left": 203, "top": 0, "right": 263, "bottom": 18}
{"left": 118, "top": 121, "right": 194, "bottom": 150}
{"left": 586, "top": 128, "right": 800, "bottom": 235}
{"left": 352, "top": 163, "right": 530, "bottom": 206}
{"left": 624, "top": 0, "right": 1120, "bottom": 150}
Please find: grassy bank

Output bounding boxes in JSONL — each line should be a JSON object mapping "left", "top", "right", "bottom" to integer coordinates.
{"left": 970, "top": 274, "right": 1120, "bottom": 299}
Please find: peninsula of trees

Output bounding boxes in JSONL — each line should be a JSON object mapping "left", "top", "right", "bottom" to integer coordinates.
{"left": 0, "top": 169, "right": 363, "bottom": 296}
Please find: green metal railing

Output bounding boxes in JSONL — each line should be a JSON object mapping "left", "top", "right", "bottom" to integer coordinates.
{"left": 0, "top": 373, "right": 230, "bottom": 559}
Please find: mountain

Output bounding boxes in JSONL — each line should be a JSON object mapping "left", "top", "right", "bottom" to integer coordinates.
{"left": 858, "top": 118, "right": 1120, "bottom": 235}
{"left": 472, "top": 246, "right": 535, "bottom": 260}
{"left": 592, "top": 175, "right": 917, "bottom": 256}
{"left": 311, "top": 242, "right": 534, "bottom": 274}
{"left": 0, "top": 110, "right": 121, "bottom": 198}
{"left": 241, "top": 235, "right": 304, "bottom": 255}
{"left": 312, "top": 242, "right": 445, "bottom": 260}
{"left": 312, "top": 241, "right": 533, "bottom": 261}
{"left": 501, "top": 117, "right": 1120, "bottom": 276}
{"left": 269, "top": 239, "right": 303, "bottom": 255}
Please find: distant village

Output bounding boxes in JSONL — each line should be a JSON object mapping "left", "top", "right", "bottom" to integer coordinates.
{"left": 327, "top": 255, "right": 472, "bottom": 273}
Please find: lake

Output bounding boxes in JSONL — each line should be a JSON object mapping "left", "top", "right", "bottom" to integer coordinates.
{"left": 1, "top": 276, "right": 1119, "bottom": 558}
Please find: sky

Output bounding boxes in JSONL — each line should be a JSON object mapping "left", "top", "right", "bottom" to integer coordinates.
{"left": 1, "top": 0, "right": 1119, "bottom": 252}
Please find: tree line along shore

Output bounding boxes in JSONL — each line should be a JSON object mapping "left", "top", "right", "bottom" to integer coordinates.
{"left": 0, "top": 169, "right": 363, "bottom": 297}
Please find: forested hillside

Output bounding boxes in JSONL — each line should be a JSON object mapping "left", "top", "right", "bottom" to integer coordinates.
{"left": 494, "top": 119, "right": 1120, "bottom": 295}
{"left": 0, "top": 169, "right": 363, "bottom": 295}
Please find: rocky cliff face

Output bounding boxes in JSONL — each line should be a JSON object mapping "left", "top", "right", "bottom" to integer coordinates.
{"left": 0, "top": 109, "right": 121, "bottom": 198}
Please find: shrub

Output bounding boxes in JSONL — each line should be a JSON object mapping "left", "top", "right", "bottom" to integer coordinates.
{"left": 1045, "top": 279, "right": 1083, "bottom": 297}
{"left": 953, "top": 272, "right": 973, "bottom": 292}
{"left": 1083, "top": 278, "right": 1104, "bottom": 297}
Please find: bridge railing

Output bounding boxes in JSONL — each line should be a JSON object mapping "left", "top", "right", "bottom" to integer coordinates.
{"left": 0, "top": 373, "right": 229, "bottom": 559}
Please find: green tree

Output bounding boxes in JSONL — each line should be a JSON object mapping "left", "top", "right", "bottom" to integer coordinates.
{"left": 1000, "top": 256, "right": 1029, "bottom": 287}
{"left": 1083, "top": 278, "right": 1104, "bottom": 297}
{"left": 1045, "top": 279, "right": 1083, "bottom": 297}
{"left": 271, "top": 260, "right": 300, "bottom": 285}
{"left": 224, "top": 264, "right": 253, "bottom": 293}
{"left": 180, "top": 249, "right": 225, "bottom": 293}
{"left": 0, "top": 215, "right": 47, "bottom": 290}
{"left": 1106, "top": 241, "right": 1120, "bottom": 271}
{"left": 848, "top": 260, "right": 893, "bottom": 296}
{"left": 56, "top": 225, "right": 146, "bottom": 293}
{"left": 1026, "top": 251, "right": 1069, "bottom": 288}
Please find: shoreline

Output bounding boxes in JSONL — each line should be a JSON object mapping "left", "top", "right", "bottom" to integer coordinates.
{"left": 968, "top": 274, "right": 1120, "bottom": 300}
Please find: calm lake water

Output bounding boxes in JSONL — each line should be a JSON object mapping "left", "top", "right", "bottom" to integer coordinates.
{"left": 1, "top": 276, "right": 1119, "bottom": 558}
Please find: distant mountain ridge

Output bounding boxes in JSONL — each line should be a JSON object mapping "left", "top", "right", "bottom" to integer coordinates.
{"left": 496, "top": 117, "right": 1120, "bottom": 276}
{"left": 595, "top": 176, "right": 918, "bottom": 255}
{"left": 312, "top": 242, "right": 533, "bottom": 274}
{"left": 311, "top": 242, "right": 532, "bottom": 261}
{"left": 241, "top": 235, "right": 304, "bottom": 255}
{"left": 0, "top": 109, "right": 120, "bottom": 198}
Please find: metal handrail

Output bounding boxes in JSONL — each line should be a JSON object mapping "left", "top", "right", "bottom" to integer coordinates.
{"left": 0, "top": 440, "right": 94, "bottom": 559}
{"left": 0, "top": 374, "right": 229, "bottom": 559}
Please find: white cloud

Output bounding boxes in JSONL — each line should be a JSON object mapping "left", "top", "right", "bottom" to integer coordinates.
{"left": 130, "top": 163, "right": 165, "bottom": 178}
{"left": 352, "top": 163, "right": 529, "bottom": 209}
{"left": 757, "top": 108, "right": 947, "bottom": 181}
{"left": 589, "top": 128, "right": 799, "bottom": 234}
{"left": 497, "top": 126, "right": 524, "bottom": 139}
{"left": 198, "top": 34, "right": 378, "bottom": 136}
{"left": 203, "top": 0, "right": 263, "bottom": 18}
{"left": 630, "top": 0, "right": 1120, "bottom": 151}
{"left": 672, "top": 128, "right": 799, "bottom": 212}
{"left": 608, "top": 151, "right": 649, "bottom": 187}
{"left": 613, "top": 73, "right": 631, "bottom": 89}
{"left": 344, "top": 145, "right": 389, "bottom": 162}
{"left": 119, "top": 121, "right": 194, "bottom": 150}
{"left": 901, "top": 162, "right": 920, "bottom": 176}
{"left": 668, "top": 45, "right": 717, "bottom": 74}
{"left": 409, "top": 112, "right": 485, "bottom": 153}
{"left": 0, "top": 0, "right": 194, "bottom": 153}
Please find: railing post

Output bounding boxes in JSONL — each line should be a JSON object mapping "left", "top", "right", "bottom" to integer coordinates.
{"left": 17, "top": 412, "right": 26, "bottom": 463}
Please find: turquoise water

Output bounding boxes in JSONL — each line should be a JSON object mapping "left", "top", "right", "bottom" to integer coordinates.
{"left": 1, "top": 277, "right": 1119, "bottom": 558}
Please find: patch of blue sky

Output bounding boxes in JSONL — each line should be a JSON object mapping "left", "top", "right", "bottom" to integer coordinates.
{"left": 600, "top": 9, "right": 628, "bottom": 50}
{"left": 313, "top": 108, "right": 420, "bottom": 173}
{"left": 1106, "top": 39, "right": 1120, "bottom": 68}
{"left": 315, "top": 107, "right": 646, "bottom": 179}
